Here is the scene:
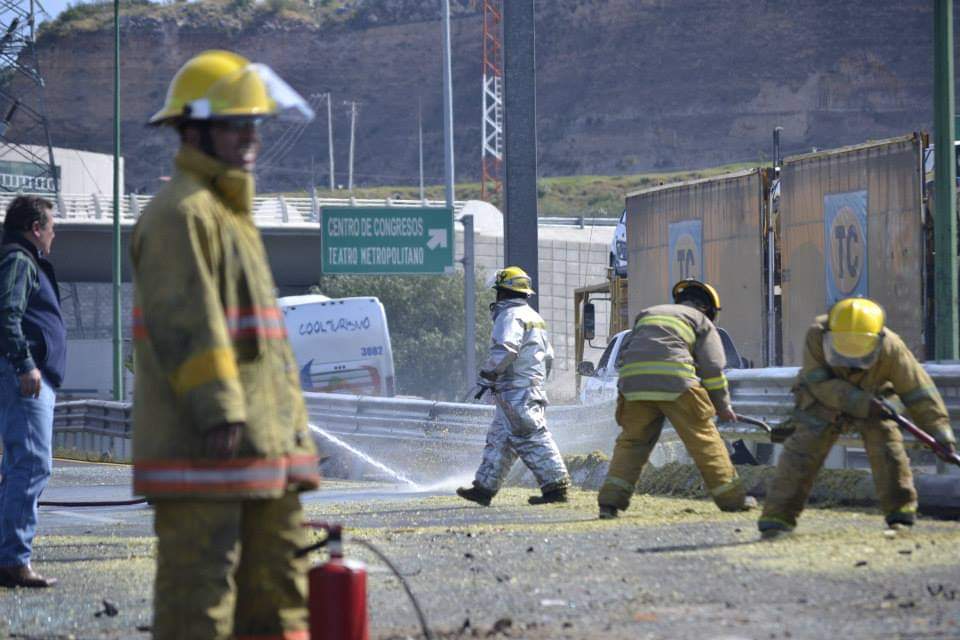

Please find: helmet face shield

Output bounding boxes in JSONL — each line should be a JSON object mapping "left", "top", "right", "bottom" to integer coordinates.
{"left": 823, "top": 332, "right": 881, "bottom": 369}
{"left": 247, "top": 64, "right": 315, "bottom": 122}
{"left": 187, "top": 64, "right": 314, "bottom": 124}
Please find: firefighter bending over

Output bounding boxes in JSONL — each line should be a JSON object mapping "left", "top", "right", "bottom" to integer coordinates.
{"left": 758, "top": 297, "right": 956, "bottom": 540}
{"left": 131, "top": 51, "right": 321, "bottom": 639}
{"left": 597, "top": 279, "right": 756, "bottom": 519}
{"left": 457, "top": 267, "right": 571, "bottom": 506}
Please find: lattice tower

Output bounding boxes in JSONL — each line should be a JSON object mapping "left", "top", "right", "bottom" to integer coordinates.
{"left": 480, "top": 0, "right": 503, "bottom": 204}
{"left": 0, "top": 0, "right": 57, "bottom": 193}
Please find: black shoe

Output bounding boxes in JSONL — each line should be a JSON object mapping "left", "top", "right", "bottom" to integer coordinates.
{"left": 598, "top": 504, "right": 619, "bottom": 519}
{"left": 528, "top": 486, "right": 568, "bottom": 505}
{"left": 0, "top": 564, "right": 57, "bottom": 588}
{"left": 456, "top": 483, "right": 495, "bottom": 506}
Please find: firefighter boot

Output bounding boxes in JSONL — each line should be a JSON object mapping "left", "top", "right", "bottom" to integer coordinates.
{"left": 457, "top": 482, "right": 495, "bottom": 506}
{"left": 598, "top": 505, "right": 619, "bottom": 520}
{"left": 528, "top": 485, "right": 568, "bottom": 505}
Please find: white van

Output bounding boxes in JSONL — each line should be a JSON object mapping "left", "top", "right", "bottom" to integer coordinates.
{"left": 278, "top": 294, "right": 396, "bottom": 397}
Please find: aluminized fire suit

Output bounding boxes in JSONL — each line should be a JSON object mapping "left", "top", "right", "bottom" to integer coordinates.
{"left": 759, "top": 318, "right": 955, "bottom": 533}
{"left": 472, "top": 299, "right": 569, "bottom": 493}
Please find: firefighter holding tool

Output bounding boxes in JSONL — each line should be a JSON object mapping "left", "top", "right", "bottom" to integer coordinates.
{"left": 758, "top": 297, "right": 956, "bottom": 540}
{"left": 597, "top": 279, "right": 757, "bottom": 519}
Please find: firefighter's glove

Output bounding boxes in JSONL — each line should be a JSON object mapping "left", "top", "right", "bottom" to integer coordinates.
{"left": 868, "top": 398, "right": 887, "bottom": 420}
{"left": 770, "top": 422, "right": 796, "bottom": 444}
{"left": 205, "top": 422, "right": 244, "bottom": 459}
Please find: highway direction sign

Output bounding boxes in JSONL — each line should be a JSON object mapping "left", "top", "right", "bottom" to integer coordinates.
{"left": 321, "top": 207, "right": 455, "bottom": 275}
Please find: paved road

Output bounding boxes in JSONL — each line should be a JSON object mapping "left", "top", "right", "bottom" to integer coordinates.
{"left": 2, "top": 461, "right": 960, "bottom": 639}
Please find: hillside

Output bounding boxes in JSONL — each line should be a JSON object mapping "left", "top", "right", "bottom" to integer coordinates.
{"left": 9, "top": 0, "right": 949, "bottom": 207}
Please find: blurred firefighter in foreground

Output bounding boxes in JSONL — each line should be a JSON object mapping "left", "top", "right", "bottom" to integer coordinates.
{"left": 758, "top": 297, "right": 956, "bottom": 540}
{"left": 131, "top": 50, "right": 320, "bottom": 639}
{"left": 597, "top": 279, "right": 756, "bottom": 519}
{"left": 457, "top": 267, "right": 571, "bottom": 506}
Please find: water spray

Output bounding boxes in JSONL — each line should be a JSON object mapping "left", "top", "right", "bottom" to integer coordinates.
{"left": 308, "top": 422, "right": 419, "bottom": 487}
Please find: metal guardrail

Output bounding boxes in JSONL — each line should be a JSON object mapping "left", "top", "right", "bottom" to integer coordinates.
{"left": 53, "top": 400, "right": 131, "bottom": 462}
{"left": 47, "top": 365, "right": 960, "bottom": 473}
{"left": 538, "top": 216, "right": 619, "bottom": 227}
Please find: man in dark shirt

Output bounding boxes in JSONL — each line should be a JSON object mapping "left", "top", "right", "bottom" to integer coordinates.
{"left": 0, "top": 195, "right": 65, "bottom": 588}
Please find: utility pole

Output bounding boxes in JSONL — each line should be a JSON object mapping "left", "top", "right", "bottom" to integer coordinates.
{"left": 440, "top": 0, "right": 474, "bottom": 384}
{"left": 111, "top": 0, "right": 123, "bottom": 400}
{"left": 325, "top": 92, "right": 335, "bottom": 191}
{"left": 502, "top": 0, "right": 539, "bottom": 310}
{"left": 418, "top": 97, "right": 425, "bottom": 201}
{"left": 934, "top": 0, "right": 957, "bottom": 359}
{"left": 346, "top": 100, "right": 358, "bottom": 192}
{"left": 441, "top": 0, "right": 455, "bottom": 207}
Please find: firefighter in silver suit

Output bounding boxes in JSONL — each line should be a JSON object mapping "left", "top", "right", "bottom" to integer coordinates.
{"left": 457, "top": 267, "right": 571, "bottom": 506}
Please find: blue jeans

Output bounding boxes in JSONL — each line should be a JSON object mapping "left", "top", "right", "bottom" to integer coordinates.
{"left": 0, "top": 359, "right": 54, "bottom": 567}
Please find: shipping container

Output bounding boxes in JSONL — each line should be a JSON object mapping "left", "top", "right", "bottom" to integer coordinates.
{"left": 624, "top": 168, "right": 769, "bottom": 366}
{"left": 778, "top": 134, "right": 925, "bottom": 364}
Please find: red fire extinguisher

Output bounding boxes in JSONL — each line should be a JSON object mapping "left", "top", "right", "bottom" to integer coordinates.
{"left": 305, "top": 524, "right": 369, "bottom": 640}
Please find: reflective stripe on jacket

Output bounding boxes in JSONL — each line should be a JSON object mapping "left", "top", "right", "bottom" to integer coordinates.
{"left": 794, "top": 317, "right": 954, "bottom": 444}
{"left": 130, "top": 146, "right": 320, "bottom": 499}
{"left": 616, "top": 303, "right": 730, "bottom": 411}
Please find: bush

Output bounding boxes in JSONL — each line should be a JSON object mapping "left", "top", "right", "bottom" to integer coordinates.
{"left": 309, "top": 273, "right": 494, "bottom": 401}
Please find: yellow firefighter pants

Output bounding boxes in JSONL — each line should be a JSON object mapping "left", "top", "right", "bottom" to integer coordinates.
{"left": 598, "top": 387, "right": 746, "bottom": 512}
{"left": 152, "top": 491, "right": 311, "bottom": 640}
{"left": 760, "top": 418, "right": 918, "bottom": 531}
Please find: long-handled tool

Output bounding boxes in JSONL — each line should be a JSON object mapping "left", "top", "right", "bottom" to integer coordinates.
{"left": 735, "top": 414, "right": 772, "bottom": 436}
{"left": 878, "top": 398, "right": 960, "bottom": 468}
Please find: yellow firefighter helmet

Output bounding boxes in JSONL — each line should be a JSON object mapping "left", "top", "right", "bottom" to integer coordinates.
{"left": 490, "top": 266, "right": 535, "bottom": 295}
{"left": 149, "top": 50, "right": 313, "bottom": 125}
{"left": 824, "top": 297, "right": 885, "bottom": 368}
{"left": 672, "top": 278, "right": 721, "bottom": 321}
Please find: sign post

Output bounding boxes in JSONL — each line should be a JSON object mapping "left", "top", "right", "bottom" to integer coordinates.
{"left": 321, "top": 207, "right": 455, "bottom": 275}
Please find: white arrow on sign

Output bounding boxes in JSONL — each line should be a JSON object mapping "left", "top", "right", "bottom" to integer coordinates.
{"left": 426, "top": 228, "right": 448, "bottom": 250}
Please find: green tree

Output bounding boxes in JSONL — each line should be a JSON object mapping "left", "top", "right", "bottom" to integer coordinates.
{"left": 308, "top": 274, "right": 494, "bottom": 401}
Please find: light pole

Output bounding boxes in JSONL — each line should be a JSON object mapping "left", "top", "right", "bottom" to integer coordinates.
{"left": 111, "top": 0, "right": 123, "bottom": 400}
{"left": 934, "top": 0, "right": 957, "bottom": 359}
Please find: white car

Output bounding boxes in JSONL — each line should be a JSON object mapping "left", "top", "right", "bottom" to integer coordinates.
{"left": 578, "top": 327, "right": 751, "bottom": 404}
{"left": 609, "top": 209, "right": 627, "bottom": 277}
{"left": 578, "top": 329, "right": 631, "bottom": 404}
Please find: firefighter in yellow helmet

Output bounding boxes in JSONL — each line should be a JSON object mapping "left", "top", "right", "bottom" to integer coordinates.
{"left": 132, "top": 50, "right": 319, "bottom": 639}
{"left": 759, "top": 297, "right": 956, "bottom": 540}
{"left": 597, "top": 279, "right": 756, "bottom": 518}
{"left": 457, "top": 266, "right": 571, "bottom": 506}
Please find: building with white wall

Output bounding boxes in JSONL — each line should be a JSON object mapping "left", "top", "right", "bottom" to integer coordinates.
{"left": 0, "top": 144, "right": 122, "bottom": 195}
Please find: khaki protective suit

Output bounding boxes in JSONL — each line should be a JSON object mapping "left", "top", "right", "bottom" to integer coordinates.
{"left": 598, "top": 303, "right": 748, "bottom": 512}
{"left": 131, "top": 146, "right": 320, "bottom": 640}
{"left": 473, "top": 299, "right": 569, "bottom": 493}
{"left": 759, "top": 318, "right": 955, "bottom": 532}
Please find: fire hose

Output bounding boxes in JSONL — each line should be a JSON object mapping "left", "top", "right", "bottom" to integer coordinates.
{"left": 39, "top": 497, "right": 147, "bottom": 507}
